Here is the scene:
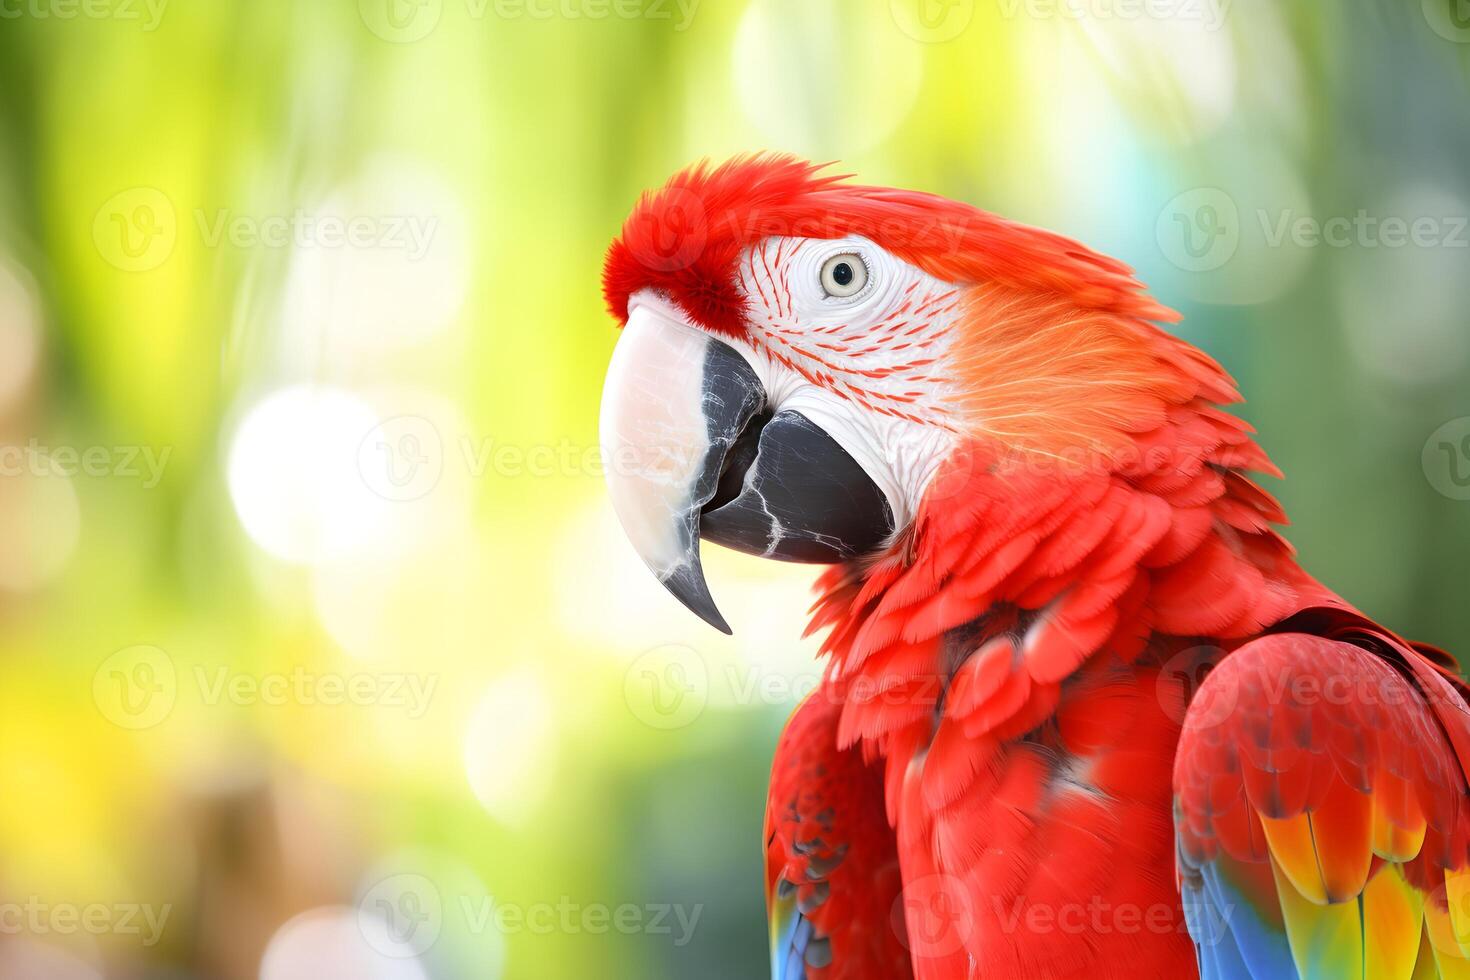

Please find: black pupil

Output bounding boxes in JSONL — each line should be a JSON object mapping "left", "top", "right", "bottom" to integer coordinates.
{"left": 832, "top": 262, "right": 853, "bottom": 287}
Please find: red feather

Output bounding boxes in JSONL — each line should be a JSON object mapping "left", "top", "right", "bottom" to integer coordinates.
{"left": 602, "top": 158, "right": 1470, "bottom": 978}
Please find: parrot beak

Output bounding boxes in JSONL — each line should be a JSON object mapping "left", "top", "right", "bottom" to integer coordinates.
{"left": 600, "top": 293, "right": 895, "bottom": 634}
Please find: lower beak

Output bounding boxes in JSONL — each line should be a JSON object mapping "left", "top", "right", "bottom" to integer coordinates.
{"left": 600, "top": 297, "right": 894, "bottom": 634}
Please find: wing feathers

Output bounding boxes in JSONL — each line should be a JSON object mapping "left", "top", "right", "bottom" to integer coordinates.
{"left": 1175, "top": 631, "right": 1470, "bottom": 979}
{"left": 767, "top": 694, "right": 913, "bottom": 980}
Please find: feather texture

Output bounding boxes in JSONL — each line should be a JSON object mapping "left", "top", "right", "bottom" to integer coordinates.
{"left": 766, "top": 692, "right": 912, "bottom": 980}
{"left": 606, "top": 157, "right": 1470, "bottom": 980}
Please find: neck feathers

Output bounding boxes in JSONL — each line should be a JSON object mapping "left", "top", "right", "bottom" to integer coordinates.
{"left": 807, "top": 361, "right": 1321, "bottom": 755}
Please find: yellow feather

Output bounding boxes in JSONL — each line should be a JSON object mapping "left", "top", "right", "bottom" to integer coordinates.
{"left": 1364, "top": 864, "right": 1425, "bottom": 980}
{"left": 1424, "top": 899, "right": 1470, "bottom": 976}
{"left": 1273, "top": 853, "right": 1363, "bottom": 979}
{"left": 1261, "top": 812, "right": 1329, "bottom": 906}
{"left": 1446, "top": 868, "right": 1470, "bottom": 956}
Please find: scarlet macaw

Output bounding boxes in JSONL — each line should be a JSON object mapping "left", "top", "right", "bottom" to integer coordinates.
{"left": 598, "top": 155, "right": 1470, "bottom": 980}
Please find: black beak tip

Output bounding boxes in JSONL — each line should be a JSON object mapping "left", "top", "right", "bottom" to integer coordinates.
{"left": 660, "top": 562, "right": 734, "bottom": 635}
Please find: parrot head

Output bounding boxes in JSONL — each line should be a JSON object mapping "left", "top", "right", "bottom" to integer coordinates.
{"left": 600, "top": 154, "right": 1213, "bottom": 633}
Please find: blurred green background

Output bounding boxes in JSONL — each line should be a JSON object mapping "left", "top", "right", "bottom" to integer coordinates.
{"left": 0, "top": 0, "right": 1467, "bottom": 977}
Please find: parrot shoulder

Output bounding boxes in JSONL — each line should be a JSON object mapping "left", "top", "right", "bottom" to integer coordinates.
{"left": 1173, "top": 620, "right": 1470, "bottom": 979}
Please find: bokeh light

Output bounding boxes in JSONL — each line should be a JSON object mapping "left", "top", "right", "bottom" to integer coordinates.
{"left": 227, "top": 385, "right": 391, "bottom": 564}
{"left": 0, "top": 2, "right": 1467, "bottom": 978}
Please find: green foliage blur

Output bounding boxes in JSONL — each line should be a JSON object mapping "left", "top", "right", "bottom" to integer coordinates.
{"left": 0, "top": 0, "right": 1467, "bottom": 977}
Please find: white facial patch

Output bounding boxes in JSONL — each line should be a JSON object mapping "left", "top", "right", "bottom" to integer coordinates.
{"left": 725, "top": 234, "right": 965, "bottom": 529}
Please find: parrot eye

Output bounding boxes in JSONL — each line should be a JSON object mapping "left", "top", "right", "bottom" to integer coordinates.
{"left": 819, "top": 253, "right": 868, "bottom": 298}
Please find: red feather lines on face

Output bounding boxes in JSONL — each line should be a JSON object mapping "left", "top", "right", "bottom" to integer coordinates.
{"left": 739, "top": 238, "right": 963, "bottom": 430}
{"left": 601, "top": 153, "right": 1178, "bottom": 343}
{"left": 602, "top": 155, "right": 1230, "bottom": 455}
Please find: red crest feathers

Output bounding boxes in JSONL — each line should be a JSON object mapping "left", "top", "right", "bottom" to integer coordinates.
{"left": 602, "top": 153, "right": 1178, "bottom": 339}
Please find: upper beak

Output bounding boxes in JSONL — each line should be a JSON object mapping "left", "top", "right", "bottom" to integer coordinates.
{"left": 600, "top": 295, "right": 895, "bottom": 634}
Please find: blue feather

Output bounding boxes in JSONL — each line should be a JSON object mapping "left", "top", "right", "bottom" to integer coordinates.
{"left": 1183, "top": 861, "right": 1298, "bottom": 980}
